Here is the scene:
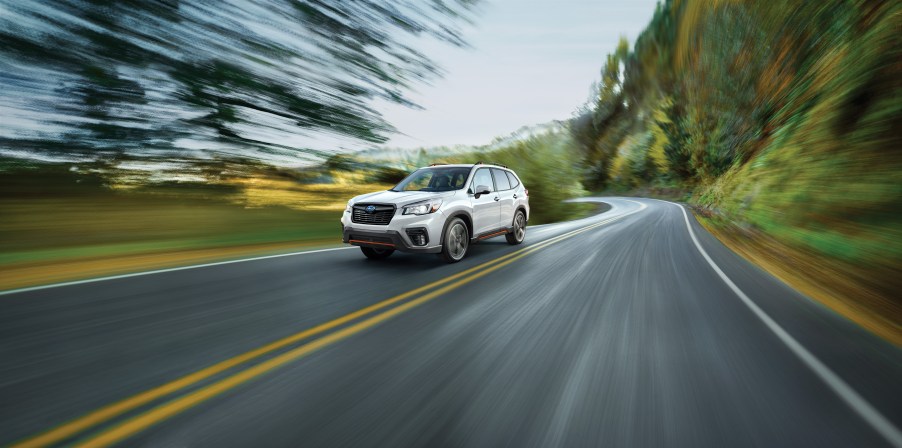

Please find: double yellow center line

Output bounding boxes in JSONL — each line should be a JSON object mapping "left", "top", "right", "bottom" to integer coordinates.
{"left": 14, "top": 204, "right": 644, "bottom": 448}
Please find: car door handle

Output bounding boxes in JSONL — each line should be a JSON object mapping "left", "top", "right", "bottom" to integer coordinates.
{"left": 513, "top": 194, "right": 518, "bottom": 199}
{"left": 493, "top": 196, "right": 499, "bottom": 201}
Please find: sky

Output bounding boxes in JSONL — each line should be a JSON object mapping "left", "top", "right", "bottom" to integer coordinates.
{"left": 375, "top": 0, "right": 660, "bottom": 149}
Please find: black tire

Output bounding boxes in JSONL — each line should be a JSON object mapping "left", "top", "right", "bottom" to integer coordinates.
{"left": 505, "top": 210, "right": 526, "bottom": 245}
{"left": 361, "top": 246, "right": 394, "bottom": 259}
{"left": 440, "top": 217, "right": 469, "bottom": 263}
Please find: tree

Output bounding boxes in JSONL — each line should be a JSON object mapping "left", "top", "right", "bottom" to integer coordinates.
{"left": 0, "top": 0, "right": 479, "bottom": 162}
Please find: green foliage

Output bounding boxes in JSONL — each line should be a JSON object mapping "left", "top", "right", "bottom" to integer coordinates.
{"left": 471, "top": 132, "right": 589, "bottom": 224}
{"left": 569, "top": 0, "right": 902, "bottom": 273}
{"left": 370, "top": 167, "right": 410, "bottom": 185}
{"left": 656, "top": 96, "right": 692, "bottom": 181}
{"left": 323, "top": 154, "right": 355, "bottom": 172}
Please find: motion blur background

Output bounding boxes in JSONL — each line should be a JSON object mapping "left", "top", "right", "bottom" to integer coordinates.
{"left": 1, "top": 0, "right": 899, "bottom": 342}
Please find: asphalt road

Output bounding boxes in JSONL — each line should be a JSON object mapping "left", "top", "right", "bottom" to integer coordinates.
{"left": 2, "top": 198, "right": 900, "bottom": 447}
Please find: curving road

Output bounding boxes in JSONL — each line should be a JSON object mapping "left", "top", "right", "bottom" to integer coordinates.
{"left": 1, "top": 198, "right": 900, "bottom": 447}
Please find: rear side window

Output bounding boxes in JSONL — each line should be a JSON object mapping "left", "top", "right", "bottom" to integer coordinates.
{"left": 506, "top": 171, "right": 520, "bottom": 188}
{"left": 491, "top": 168, "right": 511, "bottom": 190}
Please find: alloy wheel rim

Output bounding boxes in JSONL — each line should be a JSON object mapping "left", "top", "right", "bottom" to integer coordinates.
{"left": 515, "top": 214, "right": 525, "bottom": 241}
{"left": 449, "top": 223, "right": 467, "bottom": 259}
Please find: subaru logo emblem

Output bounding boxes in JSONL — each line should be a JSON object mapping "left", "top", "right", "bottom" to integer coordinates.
{"left": 365, "top": 205, "right": 376, "bottom": 213}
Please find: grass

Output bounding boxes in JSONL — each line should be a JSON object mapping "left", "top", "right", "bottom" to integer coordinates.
{"left": 0, "top": 192, "right": 345, "bottom": 290}
{"left": 0, "top": 164, "right": 379, "bottom": 290}
{"left": 2, "top": 194, "right": 338, "bottom": 264}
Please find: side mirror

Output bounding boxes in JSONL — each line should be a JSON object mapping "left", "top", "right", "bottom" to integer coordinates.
{"left": 474, "top": 185, "right": 491, "bottom": 199}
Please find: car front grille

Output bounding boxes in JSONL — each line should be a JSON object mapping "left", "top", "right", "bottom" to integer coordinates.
{"left": 351, "top": 204, "right": 395, "bottom": 225}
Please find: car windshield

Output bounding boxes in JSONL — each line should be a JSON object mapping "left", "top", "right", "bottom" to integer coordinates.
{"left": 391, "top": 167, "right": 472, "bottom": 192}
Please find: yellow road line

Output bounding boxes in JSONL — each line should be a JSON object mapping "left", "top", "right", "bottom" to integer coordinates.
{"left": 74, "top": 213, "right": 636, "bottom": 448}
{"left": 14, "top": 207, "right": 641, "bottom": 448}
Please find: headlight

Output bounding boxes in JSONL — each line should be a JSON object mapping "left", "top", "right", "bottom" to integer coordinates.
{"left": 402, "top": 199, "right": 442, "bottom": 215}
{"left": 345, "top": 200, "right": 352, "bottom": 213}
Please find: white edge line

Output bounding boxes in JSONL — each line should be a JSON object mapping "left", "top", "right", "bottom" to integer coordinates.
{"left": 0, "top": 246, "right": 355, "bottom": 297}
{"left": 676, "top": 202, "right": 902, "bottom": 447}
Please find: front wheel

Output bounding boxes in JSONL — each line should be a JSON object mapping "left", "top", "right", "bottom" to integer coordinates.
{"left": 440, "top": 218, "right": 469, "bottom": 263}
{"left": 361, "top": 246, "right": 394, "bottom": 259}
{"left": 505, "top": 211, "right": 526, "bottom": 245}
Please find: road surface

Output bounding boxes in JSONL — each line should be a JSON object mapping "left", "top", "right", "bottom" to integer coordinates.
{"left": 1, "top": 198, "right": 900, "bottom": 447}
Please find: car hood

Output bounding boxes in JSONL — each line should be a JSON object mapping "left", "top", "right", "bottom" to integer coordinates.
{"left": 351, "top": 190, "right": 454, "bottom": 207}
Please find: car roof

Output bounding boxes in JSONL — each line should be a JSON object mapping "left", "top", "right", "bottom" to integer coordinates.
{"left": 419, "top": 163, "right": 512, "bottom": 170}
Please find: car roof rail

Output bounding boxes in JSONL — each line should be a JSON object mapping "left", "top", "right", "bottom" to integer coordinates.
{"left": 474, "top": 161, "right": 509, "bottom": 169}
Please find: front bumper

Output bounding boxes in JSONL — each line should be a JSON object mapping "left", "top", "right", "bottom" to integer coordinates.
{"left": 342, "top": 227, "right": 441, "bottom": 253}
{"left": 341, "top": 211, "right": 444, "bottom": 254}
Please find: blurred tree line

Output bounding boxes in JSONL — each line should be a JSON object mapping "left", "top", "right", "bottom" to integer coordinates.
{"left": 570, "top": 0, "right": 901, "bottom": 265}
{"left": 474, "top": 132, "right": 589, "bottom": 224}
{"left": 0, "top": 0, "right": 477, "bottom": 162}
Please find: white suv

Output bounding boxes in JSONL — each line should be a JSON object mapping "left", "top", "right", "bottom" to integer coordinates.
{"left": 341, "top": 163, "right": 530, "bottom": 263}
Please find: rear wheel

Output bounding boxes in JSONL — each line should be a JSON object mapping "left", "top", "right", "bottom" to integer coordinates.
{"left": 505, "top": 210, "right": 526, "bottom": 245}
{"left": 440, "top": 218, "right": 469, "bottom": 263}
{"left": 361, "top": 246, "right": 394, "bottom": 259}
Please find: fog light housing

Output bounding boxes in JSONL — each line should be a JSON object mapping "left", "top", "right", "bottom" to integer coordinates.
{"left": 406, "top": 228, "right": 428, "bottom": 246}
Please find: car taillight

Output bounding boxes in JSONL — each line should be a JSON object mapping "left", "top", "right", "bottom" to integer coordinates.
{"left": 524, "top": 188, "right": 529, "bottom": 197}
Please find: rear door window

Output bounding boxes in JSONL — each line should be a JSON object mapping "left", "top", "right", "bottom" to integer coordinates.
{"left": 491, "top": 168, "right": 511, "bottom": 191}
{"left": 506, "top": 171, "right": 520, "bottom": 188}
